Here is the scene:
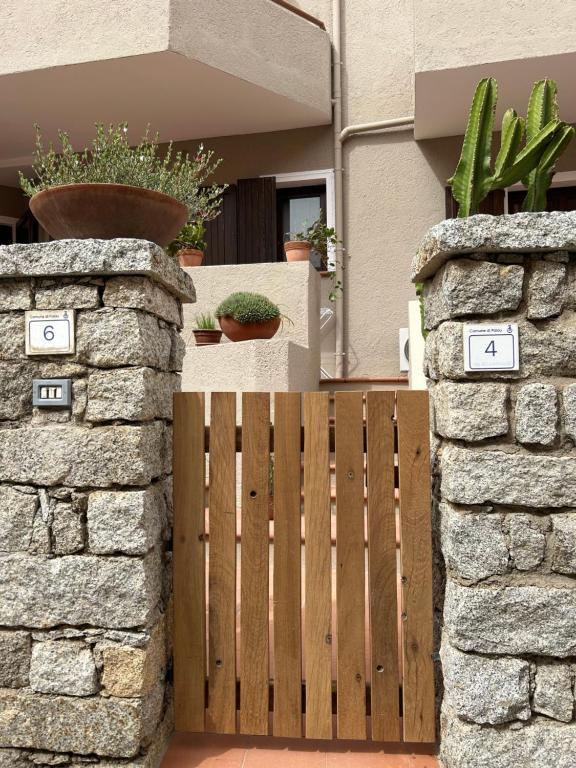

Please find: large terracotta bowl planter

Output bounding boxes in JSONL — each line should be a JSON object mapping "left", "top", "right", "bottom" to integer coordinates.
{"left": 178, "top": 248, "right": 204, "bottom": 267}
{"left": 29, "top": 183, "right": 188, "bottom": 247}
{"left": 218, "top": 315, "right": 281, "bottom": 342}
{"left": 284, "top": 240, "right": 312, "bottom": 262}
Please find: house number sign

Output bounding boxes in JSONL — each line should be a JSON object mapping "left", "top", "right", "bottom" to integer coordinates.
{"left": 463, "top": 323, "right": 519, "bottom": 372}
{"left": 25, "top": 310, "right": 76, "bottom": 355}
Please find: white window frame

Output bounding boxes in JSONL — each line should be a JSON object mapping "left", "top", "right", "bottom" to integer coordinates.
{"left": 504, "top": 171, "right": 576, "bottom": 212}
{"left": 0, "top": 216, "right": 18, "bottom": 244}
{"left": 261, "top": 169, "right": 336, "bottom": 268}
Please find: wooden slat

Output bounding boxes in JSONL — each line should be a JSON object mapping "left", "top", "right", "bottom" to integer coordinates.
{"left": 335, "top": 392, "right": 367, "bottom": 740}
{"left": 397, "top": 391, "right": 435, "bottom": 743}
{"left": 273, "top": 393, "right": 303, "bottom": 737}
{"left": 366, "top": 392, "right": 401, "bottom": 742}
{"left": 240, "top": 393, "right": 271, "bottom": 735}
{"left": 173, "top": 392, "right": 206, "bottom": 732}
{"left": 207, "top": 393, "right": 237, "bottom": 734}
{"left": 303, "top": 392, "right": 332, "bottom": 740}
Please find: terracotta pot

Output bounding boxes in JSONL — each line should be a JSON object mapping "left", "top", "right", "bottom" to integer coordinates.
{"left": 284, "top": 240, "right": 312, "bottom": 262}
{"left": 193, "top": 329, "right": 222, "bottom": 346}
{"left": 29, "top": 183, "right": 188, "bottom": 247}
{"left": 178, "top": 248, "right": 204, "bottom": 267}
{"left": 218, "top": 315, "right": 281, "bottom": 342}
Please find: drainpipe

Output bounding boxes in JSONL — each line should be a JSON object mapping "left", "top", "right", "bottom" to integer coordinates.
{"left": 332, "top": 0, "right": 345, "bottom": 377}
{"left": 331, "top": 0, "right": 415, "bottom": 376}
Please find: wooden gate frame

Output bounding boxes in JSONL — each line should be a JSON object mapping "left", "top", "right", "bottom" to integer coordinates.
{"left": 173, "top": 391, "right": 435, "bottom": 743}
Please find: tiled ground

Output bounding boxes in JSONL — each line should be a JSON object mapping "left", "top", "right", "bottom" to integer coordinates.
{"left": 162, "top": 733, "right": 438, "bottom": 768}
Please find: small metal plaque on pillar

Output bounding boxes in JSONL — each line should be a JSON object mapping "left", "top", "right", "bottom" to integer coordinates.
{"left": 33, "top": 379, "right": 72, "bottom": 408}
{"left": 25, "top": 310, "right": 75, "bottom": 355}
{"left": 463, "top": 323, "right": 519, "bottom": 372}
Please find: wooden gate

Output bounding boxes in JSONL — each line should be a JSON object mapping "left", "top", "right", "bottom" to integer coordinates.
{"left": 173, "top": 391, "right": 435, "bottom": 743}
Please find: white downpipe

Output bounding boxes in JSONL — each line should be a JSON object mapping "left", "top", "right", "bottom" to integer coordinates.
{"left": 340, "top": 116, "right": 414, "bottom": 143}
{"left": 331, "top": 0, "right": 414, "bottom": 377}
{"left": 332, "top": 0, "right": 345, "bottom": 377}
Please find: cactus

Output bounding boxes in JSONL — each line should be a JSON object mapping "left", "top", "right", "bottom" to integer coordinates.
{"left": 449, "top": 77, "right": 574, "bottom": 217}
{"left": 521, "top": 80, "right": 575, "bottom": 211}
{"left": 493, "top": 109, "right": 525, "bottom": 179}
{"left": 448, "top": 78, "right": 498, "bottom": 218}
{"left": 492, "top": 118, "right": 561, "bottom": 189}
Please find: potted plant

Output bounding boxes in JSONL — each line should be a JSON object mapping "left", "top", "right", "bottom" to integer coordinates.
{"left": 19, "top": 123, "right": 225, "bottom": 247}
{"left": 447, "top": 77, "right": 574, "bottom": 217}
{"left": 192, "top": 313, "right": 222, "bottom": 346}
{"left": 167, "top": 221, "right": 206, "bottom": 267}
{"left": 215, "top": 292, "right": 283, "bottom": 342}
{"left": 416, "top": 77, "right": 575, "bottom": 334}
{"left": 284, "top": 214, "right": 339, "bottom": 268}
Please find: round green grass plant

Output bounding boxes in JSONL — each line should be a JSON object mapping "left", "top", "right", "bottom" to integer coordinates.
{"left": 215, "top": 292, "right": 281, "bottom": 325}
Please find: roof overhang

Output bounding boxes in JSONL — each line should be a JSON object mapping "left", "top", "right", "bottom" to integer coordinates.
{"left": 415, "top": 52, "right": 576, "bottom": 140}
{"left": 0, "top": 0, "right": 332, "bottom": 185}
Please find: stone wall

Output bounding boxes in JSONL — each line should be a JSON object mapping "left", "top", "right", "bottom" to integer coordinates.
{"left": 413, "top": 212, "right": 576, "bottom": 768}
{"left": 0, "top": 240, "right": 194, "bottom": 768}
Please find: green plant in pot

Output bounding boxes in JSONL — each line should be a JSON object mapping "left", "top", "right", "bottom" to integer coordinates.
{"left": 215, "top": 292, "right": 284, "bottom": 342}
{"left": 19, "top": 123, "right": 225, "bottom": 247}
{"left": 167, "top": 221, "right": 207, "bottom": 267}
{"left": 192, "top": 313, "right": 222, "bottom": 346}
{"left": 284, "top": 214, "right": 339, "bottom": 268}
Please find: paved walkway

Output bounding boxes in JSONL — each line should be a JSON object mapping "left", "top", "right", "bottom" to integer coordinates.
{"left": 162, "top": 733, "right": 438, "bottom": 768}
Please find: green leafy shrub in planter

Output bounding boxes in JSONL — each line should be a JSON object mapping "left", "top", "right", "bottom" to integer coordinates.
{"left": 20, "top": 123, "right": 226, "bottom": 222}
{"left": 167, "top": 221, "right": 207, "bottom": 257}
{"left": 215, "top": 292, "right": 281, "bottom": 324}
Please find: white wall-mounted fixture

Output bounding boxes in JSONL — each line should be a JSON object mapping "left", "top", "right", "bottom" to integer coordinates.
{"left": 399, "top": 327, "right": 409, "bottom": 372}
{"left": 408, "top": 300, "right": 427, "bottom": 390}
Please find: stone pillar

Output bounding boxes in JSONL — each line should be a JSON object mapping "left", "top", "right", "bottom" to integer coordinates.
{"left": 413, "top": 212, "right": 576, "bottom": 768}
{"left": 0, "top": 240, "right": 194, "bottom": 768}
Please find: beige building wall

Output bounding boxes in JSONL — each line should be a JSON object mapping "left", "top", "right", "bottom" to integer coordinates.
{"left": 413, "top": 0, "right": 576, "bottom": 73}
{"left": 201, "top": 0, "right": 576, "bottom": 377}
{"left": 4, "top": 1, "right": 576, "bottom": 378}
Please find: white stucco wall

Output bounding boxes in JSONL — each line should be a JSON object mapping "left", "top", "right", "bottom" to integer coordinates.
{"left": 0, "top": 0, "right": 169, "bottom": 74}
{"left": 181, "top": 261, "right": 321, "bottom": 391}
{"left": 414, "top": 0, "right": 576, "bottom": 73}
{"left": 170, "top": 0, "right": 331, "bottom": 116}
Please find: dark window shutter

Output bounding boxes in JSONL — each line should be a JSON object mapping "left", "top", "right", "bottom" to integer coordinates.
{"left": 16, "top": 208, "right": 39, "bottom": 243}
{"left": 445, "top": 188, "right": 505, "bottom": 218}
{"left": 237, "top": 177, "right": 278, "bottom": 263}
{"left": 204, "top": 185, "right": 238, "bottom": 266}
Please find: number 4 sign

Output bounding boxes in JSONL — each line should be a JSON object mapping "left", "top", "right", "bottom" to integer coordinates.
{"left": 463, "top": 323, "right": 519, "bottom": 372}
{"left": 25, "top": 310, "right": 76, "bottom": 356}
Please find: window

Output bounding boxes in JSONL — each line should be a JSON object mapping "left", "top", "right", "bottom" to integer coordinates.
{"left": 276, "top": 184, "right": 327, "bottom": 266}
{"left": 0, "top": 217, "right": 17, "bottom": 245}
{"left": 508, "top": 185, "right": 576, "bottom": 214}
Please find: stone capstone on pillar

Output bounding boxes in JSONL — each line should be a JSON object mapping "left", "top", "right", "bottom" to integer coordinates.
{"left": 0, "top": 239, "right": 194, "bottom": 768}
{"left": 413, "top": 212, "right": 576, "bottom": 768}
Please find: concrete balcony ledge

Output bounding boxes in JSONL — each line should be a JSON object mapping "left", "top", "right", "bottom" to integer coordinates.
{"left": 0, "top": 0, "right": 332, "bottom": 181}
{"left": 180, "top": 261, "right": 321, "bottom": 393}
{"left": 413, "top": 0, "right": 576, "bottom": 138}
{"left": 182, "top": 338, "right": 318, "bottom": 393}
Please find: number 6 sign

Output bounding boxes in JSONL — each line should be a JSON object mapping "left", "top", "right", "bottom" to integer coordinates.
{"left": 463, "top": 323, "right": 519, "bottom": 372}
{"left": 25, "top": 310, "right": 76, "bottom": 356}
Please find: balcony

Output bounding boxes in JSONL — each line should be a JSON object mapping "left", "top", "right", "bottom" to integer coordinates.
{"left": 413, "top": 0, "right": 576, "bottom": 138}
{"left": 0, "top": 0, "right": 332, "bottom": 183}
